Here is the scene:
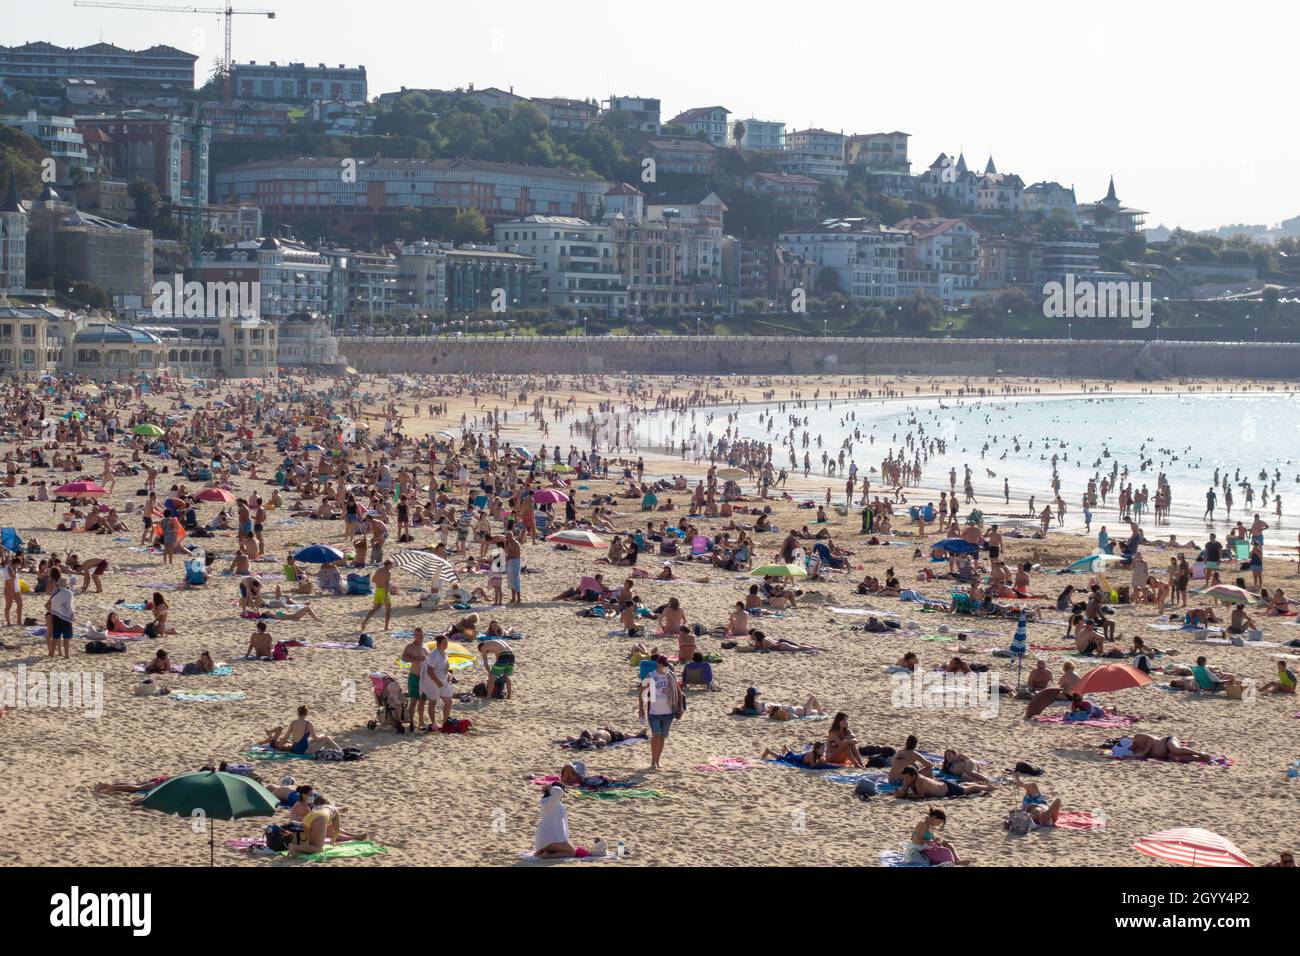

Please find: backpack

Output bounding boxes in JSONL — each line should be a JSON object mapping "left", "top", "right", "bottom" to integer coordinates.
{"left": 341, "top": 747, "right": 364, "bottom": 761}
{"left": 85, "top": 639, "right": 126, "bottom": 654}
{"left": 264, "top": 822, "right": 304, "bottom": 852}
{"left": 272, "top": 641, "right": 290, "bottom": 661}
{"left": 1005, "top": 810, "right": 1034, "bottom": 836}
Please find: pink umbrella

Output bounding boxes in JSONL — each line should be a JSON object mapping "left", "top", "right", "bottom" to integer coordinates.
{"left": 1133, "top": 828, "right": 1253, "bottom": 867}
{"left": 1203, "top": 584, "right": 1253, "bottom": 605}
{"left": 55, "top": 481, "right": 108, "bottom": 498}
{"left": 532, "top": 489, "right": 569, "bottom": 505}
{"left": 196, "top": 488, "right": 237, "bottom": 504}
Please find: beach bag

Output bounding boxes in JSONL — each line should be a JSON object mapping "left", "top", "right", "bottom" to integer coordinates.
{"left": 922, "top": 844, "right": 957, "bottom": 864}
{"left": 853, "top": 779, "right": 877, "bottom": 801}
{"left": 439, "top": 717, "right": 471, "bottom": 734}
{"left": 264, "top": 822, "right": 303, "bottom": 852}
{"left": 358, "top": 633, "right": 375, "bottom": 648}
{"left": 346, "top": 573, "right": 372, "bottom": 596}
{"left": 342, "top": 747, "right": 364, "bottom": 761}
{"left": 272, "top": 641, "right": 290, "bottom": 661}
{"left": 316, "top": 748, "right": 345, "bottom": 761}
{"left": 185, "top": 559, "right": 207, "bottom": 586}
{"left": 85, "top": 639, "right": 126, "bottom": 654}
{"left": 1005, "top": 810, "right": 1034, "bottom": 836}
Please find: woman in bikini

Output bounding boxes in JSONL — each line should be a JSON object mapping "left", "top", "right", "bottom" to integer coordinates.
{"left": 889, "top": 735, "right": 935, "bottom": 782}
{"left": 105, "top": 611, "right": 145, "bottom": 635}
{"left": 826, "top": 713, "right": 866, "bottom": 768}
{"left": 909, "top": 809, "right": 971, "bottom": 865}
{"left": 1128, "top": 732, "right": 1212, "bottom": 763}
{"left": 260, "top": 705, "right": 341, "bottom": 755}
{"left": 941, "top": 749, "right": 991, "bottom": 784}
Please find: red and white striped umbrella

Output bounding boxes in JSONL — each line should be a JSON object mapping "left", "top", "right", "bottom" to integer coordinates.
{"left": 1133, "top": 828, "right": 1253, "bottom": 867}
{"left": 546, "top": 529, "right": 606, "bottom": 548}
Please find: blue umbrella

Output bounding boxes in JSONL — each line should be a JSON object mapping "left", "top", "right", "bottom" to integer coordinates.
{"left": 304, "top": 443, "right": 323, "bottom": 451}
{"left": 294, "top": 543, "right": 345, "bottom": 564}
{"left": 1010, "top": 610, "right": 1029, "bottom": 686}
{"left": 933, "top": 538, "right": 979, "bottom": 555}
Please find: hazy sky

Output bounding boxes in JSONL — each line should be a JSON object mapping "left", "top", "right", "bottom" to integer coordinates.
{"left": 13, "top": 0, "right": 1298, "bottom": 230}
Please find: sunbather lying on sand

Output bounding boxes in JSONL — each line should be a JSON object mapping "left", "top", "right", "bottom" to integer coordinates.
{"left": 895, "top": 765, "right": 994, "bottom": 799}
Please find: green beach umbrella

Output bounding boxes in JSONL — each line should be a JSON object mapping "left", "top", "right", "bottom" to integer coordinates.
{"left": 139, "top": 770, "right": 279, "bottom": 866}
{"left": 751, "top": 563, "right": 808, "bottom": 578}
{"left": 133, "top": 423, "right": 165, "bottom": 437}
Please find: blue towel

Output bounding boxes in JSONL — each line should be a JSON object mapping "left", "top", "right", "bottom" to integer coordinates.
{"left": 880, "top": 850, "right": 933, "bottom": 868}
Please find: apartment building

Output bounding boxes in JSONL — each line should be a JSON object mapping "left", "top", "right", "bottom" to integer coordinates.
{"left": 731, "top": 118, "right": 785, "bottom": 150}
{"left": 744, "top": 172, "right": 822, "bottom": 221}
{"left": 667, "top": 106, "right": 731, "bottom": 146}
{"left": 778, "top": 128, "right": 847, "bottom": 185}
{"left": 1022, "top": 181, "right": 1078, "bottom": 219}
{"left": 531, "top": 97, "right": 599, "bottom": 131}
{"left": 0, "top": 180, "right": 27, "bottom": 292}
{"left": 779, "top": 218, "right": 911, "bottom": 300}
{"left": 494, "top": 215, "right": 626, "bottom": 318}
{"left": 0, "top": 41, "right": 197, "bottom": 91}
{"left": 602, "top": 95, "right": 661, "bottom": 134}
{"left": 638, "top": 138, "right": 719, "bottom": 176}
{"left": 974, "top": 157, "right": 1024, "bottom": 213}
{"left": 230, "top": 62, "right": 367, "bottom": 104}
{"left": 0, "top": 111, "right": 93, "bottom": 184}
{"left": 845, "top": 130, "right": 912, "bottom": 196}
{"left": 644, "top": 191, "right": 727, "bottom": 281}
{"left": 76, "top": 112, "right": 210, "bottom": 207}
{"left": 202, "top": 101, "right": 293, "bottom": 142}
{"left": 215, "top": 157, "right": 609, "bottom": 221}
{"left": 894, "top": 217, "right": 981, "bottom": 304}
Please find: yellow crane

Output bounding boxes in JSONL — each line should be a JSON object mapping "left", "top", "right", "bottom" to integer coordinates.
{"left": 73, "top": 2, "right": 275, "bottom": 83}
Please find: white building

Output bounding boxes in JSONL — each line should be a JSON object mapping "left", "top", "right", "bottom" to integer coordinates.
{"left": 494, "top": 215, "right": 626, "bottom": 318}
{"left": 779, "top": 218, "right": 911, "bottom": 300}
{"left": 645, "top": 192, "right": 727, "bottom": 281}
{"left": 1022, "top": 181, "right": 1079, "bottom": 219}
{"left": 602, "top": 95, "right": 661, "bottom": 134}
{"left": 668, "top": 105, "right": 731, "bottom": 147}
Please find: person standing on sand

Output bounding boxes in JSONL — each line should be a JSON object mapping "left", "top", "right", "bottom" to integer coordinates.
{"left": 45, "top": 566, "right": 74, "bottom": 659}
{"left": 500, "top": 528, "right": 523, "bottom": 605}
{"left": 423, "top": 633, "right": 454, "bottom": 728}
{"left": 401, "top": 627, "right": 430, "bottom": 730}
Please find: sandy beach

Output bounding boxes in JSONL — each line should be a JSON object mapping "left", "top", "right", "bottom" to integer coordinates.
{"left": 1, "top": 371, "right": 1297, "bottom": 868}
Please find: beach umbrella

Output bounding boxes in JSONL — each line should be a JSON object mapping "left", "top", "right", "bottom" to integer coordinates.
{"left": 934, "top": 538, "right": 979, "bottom": 555}
{"left": 392, "top": 549, "right": 459, "bottom": 586}
{"left": 551, "top": 463, "right": 575, "bottom": 474}
{"left": 133, "top": 423, "right": 165, "bottom": 437}
{"left": 1203, "top": 584, "right": 1252, "bottom": 605}
{"left": 1072, "top": 663, "right": 1153, "bottom": 696}
{"left": 1023, "top": 687, "right": 1064, "bottom": 719}
{"left": 1133, "top": 828, "right": 1253, "bottom": 868}
{"left": 1010, "top": 610, "right": 1029, "bottom": 686}
{"left": 512, "top": 445, "right": 533, "bottom": 459}
{"left": 139, "top": 770, "right": 278, "bottom": 866}
{"left": 303, "top": 443, "right": 323, "bottom": 452}
{"left": 546, "top": 529, "right": 606, "bottom": 548}
{"left": 54, "top": 480, "right": 108, "bottom": 498}
{"left": 63, "top": 409, "right": 85, "bottom": 421}
{"left": 532, "top": 489, "right": 568, "bottom": 505}
{"left": 1063, "top": 552, "right": 1123, "bottom": 573}
{"left": 293, "top": 543, "right": 346, "bottom": 564}
{"left": 717, "top": 467, "right": 747, "bottom": 480}
{"left": 196, "top": 488, "right": 237, "bottom": 504}
{"left": 751, "top": 563, "right": 808, "bottom": 578}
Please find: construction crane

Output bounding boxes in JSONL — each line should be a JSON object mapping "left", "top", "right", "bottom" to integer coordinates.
{"left": 73, "top": 2, "right": 275, "bottom": 89}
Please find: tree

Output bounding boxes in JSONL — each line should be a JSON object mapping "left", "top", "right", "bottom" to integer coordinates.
{"left": 447, "top": 209, "right": 488, "bottom": 244}
{"left": 814, "top": 266, "right": 843, "bottom": 296}
{"left": 732, "top": 120, "right": 746, "bottom": 148}
{"left": 127, "top": 178, "right": 165, "bottom": 230}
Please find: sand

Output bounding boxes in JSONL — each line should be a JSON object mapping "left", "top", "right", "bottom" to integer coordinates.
{"left": 1, "top": 372, "right": 1296, "bottom": 868}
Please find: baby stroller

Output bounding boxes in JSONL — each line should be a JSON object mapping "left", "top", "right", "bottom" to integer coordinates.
{"left": 366, "top": 672, "right": 407, "bottom": 733}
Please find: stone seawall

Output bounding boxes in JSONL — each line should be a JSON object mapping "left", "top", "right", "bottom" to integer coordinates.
{"left": 338, "top": 335, "right": 1300, "bottom": 380}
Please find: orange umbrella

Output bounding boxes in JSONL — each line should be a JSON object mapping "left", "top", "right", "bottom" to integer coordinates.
{"left": 1133, "top": 828, "right": 1253, "bottom": 867}
{"left": 1072, "top": 663, "right": 1152, "bottom": 696}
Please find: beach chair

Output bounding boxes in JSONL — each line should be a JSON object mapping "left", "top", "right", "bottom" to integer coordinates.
{"left": 0, "top": 527, "right": 23, "bottom": 554}
{"left": 534, "top": 512, "right": 551, "bottom": 535}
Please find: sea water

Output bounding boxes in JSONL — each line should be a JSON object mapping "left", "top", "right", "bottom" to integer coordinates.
{"left": 634, "top": 391, "right": 1300, "bottom": 545}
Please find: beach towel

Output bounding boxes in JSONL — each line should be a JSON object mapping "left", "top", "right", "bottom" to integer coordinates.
{"left": 244, "top": 746, "right": 316, "bottom": 761}
{"left": 1034, "top": 712, "right": 1141, "bottom": 729}
{"left": 573, "top": 787, "right": 669, "bottom": 801}
{"left": 693, "top": 757, "right": 754, "bottom": 772}
{"left": 1048, "top": 811, "right": 1104, "bottom": 831}
{"left": 169, "top": 691, "right": 246, "bottom": 702}
{"left": 289, "top": 840, "right": 389, "bottom": 861}
{"left": 313, "top": 641, "right": 371, "bottom": 650}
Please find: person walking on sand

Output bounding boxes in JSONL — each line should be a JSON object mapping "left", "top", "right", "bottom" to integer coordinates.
{"left": 45, "top": 566, "right": 74, "bottom": 659}
{"left": 3, "top": 553, "right": 22, "bottom": 627}
{"left": 638, "top": 654, "right": 680, "bottom": 771}
{"left": 361, "top": 559, "right": 394, "bottom": 632}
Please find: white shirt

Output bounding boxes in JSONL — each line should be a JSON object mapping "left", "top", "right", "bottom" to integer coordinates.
{"left": 422, "top": 649, "right": 451, "bottom": 698}
{"left": 644, "top": 670, "right": 674, "bottom": 716}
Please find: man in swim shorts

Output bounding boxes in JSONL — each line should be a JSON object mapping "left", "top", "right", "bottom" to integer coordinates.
{"left": 361, "top": 560, "right": 394, "bottom": 632}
